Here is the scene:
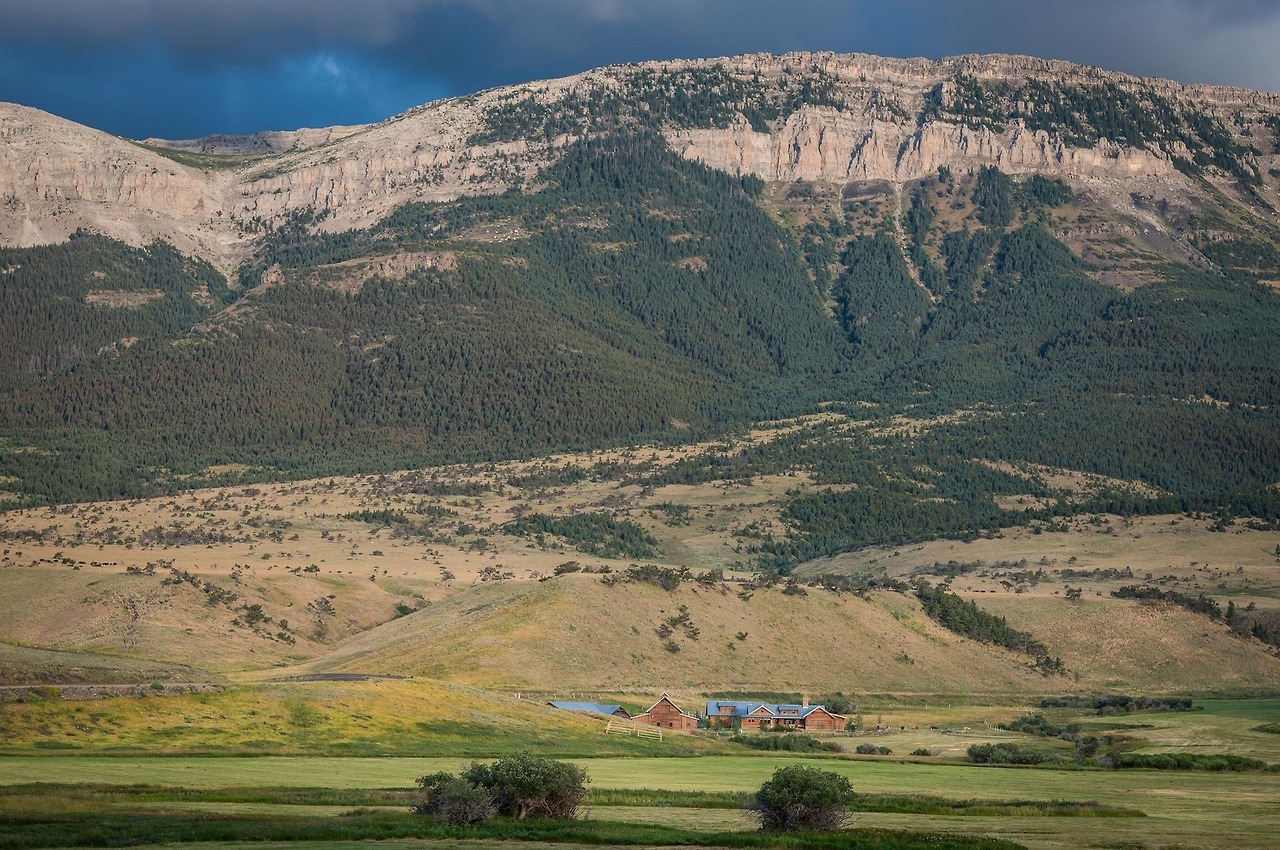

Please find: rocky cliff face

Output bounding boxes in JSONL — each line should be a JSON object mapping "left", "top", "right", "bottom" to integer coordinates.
{"left": 0, "top": 104, "right": 238, "bottom": 264}
{"left": 668, "top": 108, "right": 1177, "bottom": 184}
{"left": 664, "top": 52, "right": 1279, "bottom": 190}
{"left": 2, "top": 51, "right": 1278, "bottom": 271}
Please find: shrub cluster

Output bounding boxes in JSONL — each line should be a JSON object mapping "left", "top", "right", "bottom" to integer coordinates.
{"left": 745, "top": 766, "right": 854, "bottom": 832}
{"left": 413, "top": 754, "right": 588, "bottom": 824}
{"left": 998, "top": 712, "right": 1106, "bottom": 759}
{"left": 1111, "top": 753, "right": 1267, "bottom": 772}
{"left": 966, "top": 743, "right": 1056, "bottom": 765}
{"left": 413, "top": 773, "right": 496, "bottom": 825}
{"left": 729, "top": 733, "right": 841, "bottom": 753}
{"left": 1039, "top": 695, "right": 1196, "bottom": 714}
{"left": 1000, "top": 713, "right": 1068, "bottom": 737}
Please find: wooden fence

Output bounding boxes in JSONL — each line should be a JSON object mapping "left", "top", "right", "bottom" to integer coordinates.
{"left": 605, "top": 718, "right": 663, "bottom": 741}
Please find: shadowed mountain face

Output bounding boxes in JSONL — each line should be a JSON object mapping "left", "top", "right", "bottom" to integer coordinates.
{"left": 0, "top": 51, "right": 1278, "bottom": 519}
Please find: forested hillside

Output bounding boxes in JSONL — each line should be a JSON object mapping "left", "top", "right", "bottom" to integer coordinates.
{"left": 0, "top": 134, "right": 848, "bottom": 502}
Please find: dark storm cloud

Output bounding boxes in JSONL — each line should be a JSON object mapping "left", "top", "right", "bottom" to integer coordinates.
{"left": 912, "top": 1, "right": 1280, "bottom": 92}
{"left": 0, "top": 1, "right": 1276, "bottom": 139}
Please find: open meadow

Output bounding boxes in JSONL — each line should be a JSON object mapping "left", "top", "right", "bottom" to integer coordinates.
{"left": 2, "top": 745, "right": 1278, "bottom": 849}
{"left": 1, "top": 693, "right": 1278, "bottom": 849}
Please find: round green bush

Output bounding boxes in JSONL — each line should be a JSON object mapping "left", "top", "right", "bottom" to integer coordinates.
{"left": 462, "top": 753, "right": 589, "bottom": 820}
{"left": 745, "top": 765, "right": 853, "bottom": 832}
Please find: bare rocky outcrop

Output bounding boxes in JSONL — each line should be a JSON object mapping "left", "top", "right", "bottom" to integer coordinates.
{"left": 0, "top": 103, "right": 242, "bottom": 268}
{"left": 669, "top": 108, "right": 1179, "bottom": 185}
{"left": 2, "top": 51, "right": 1278, "bottom": 272}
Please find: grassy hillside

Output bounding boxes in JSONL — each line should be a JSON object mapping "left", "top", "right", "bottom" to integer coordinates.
{"left": 281, "top": 573, "right": 1280, "bottom": 695}
{"left": 980, "top": 596, "right": 1280, "bottom": 694}
{"left": 0, "top": 677, "right": 718, "bottom": 756}
{"left": 1, "top": 430, "right": 1277, "bottom": 694}
{"left": 0, "top": 560, "right": 414, "bottom": 673}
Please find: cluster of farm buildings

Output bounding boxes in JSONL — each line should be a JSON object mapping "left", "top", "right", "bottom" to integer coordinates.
{"left": 548, "top": 693, "right": 847, "bottom": 732}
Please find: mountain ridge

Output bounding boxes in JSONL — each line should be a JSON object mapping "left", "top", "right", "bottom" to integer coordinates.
{"left": 3, "top": 50, "right": 1278, "bottom": 273}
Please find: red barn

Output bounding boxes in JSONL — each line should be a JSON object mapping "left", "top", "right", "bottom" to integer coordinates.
{"left": 633, "top": 693, "right": 698, "bottom": 732}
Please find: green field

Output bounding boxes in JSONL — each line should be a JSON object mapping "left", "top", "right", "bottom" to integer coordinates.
{"left": 2, "top": 750, "right": 1277, "bottom": 849}
{"left": 3, "top": 696, "right": 1279, "bottom": 849}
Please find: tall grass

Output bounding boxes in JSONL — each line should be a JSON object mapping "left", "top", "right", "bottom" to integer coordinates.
{"left": 0, "top": 681, "right": 721, "bottom": 758}
{"left": 1, "top": 784, "right": 1141, "bottom": 820}
{"left": 0, "top": 807, "right": 1021, "bottom": 850}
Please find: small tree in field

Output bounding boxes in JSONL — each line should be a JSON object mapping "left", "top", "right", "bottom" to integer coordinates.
{"left": 462, "top": 753, "right": 589, "bottom": 820}
{"left": 413, "top": 754, "right": 587, "bottom": 824}
{"left": 746, "top": 765, "right": 854, "bottom": 832}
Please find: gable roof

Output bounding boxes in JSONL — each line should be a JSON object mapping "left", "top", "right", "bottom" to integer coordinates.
{"left": 705, "top": 700, "right": 845, "bottom": 720}
{"left": 547, "top": 700, "right": 624, "bottom": 715}
{"left": 637, "top": 693, "right": 697, "bottom": 719}
{"left": 801, "top": 705, "right": 843, "bottom": 719}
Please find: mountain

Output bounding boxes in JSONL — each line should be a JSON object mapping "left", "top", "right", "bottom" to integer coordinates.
{"left": 5, "top": 52, "right": 1279, "bottom": 269}
{"left": 0, "top": 50, "right": 1279, "bottom": 524}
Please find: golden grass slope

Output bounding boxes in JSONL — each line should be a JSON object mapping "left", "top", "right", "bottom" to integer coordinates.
{"left": 285, "top": 574, "right": 1061, "bottom": 694}
{"left": 2, "top": 416, "right": 1279, "bottom": 694}
{"left": 0, "top": 423, "right": 807, "bottom": 680}
{"left": 0, "top": 561, "right": 415, "bottom": 674}
{"left": 981, "top": 596, "right": 1280, "bottom": 694}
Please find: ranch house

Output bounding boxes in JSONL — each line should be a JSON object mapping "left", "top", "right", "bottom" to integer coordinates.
{"left": 704, "top": 698, "right": 846, "bottom": 731}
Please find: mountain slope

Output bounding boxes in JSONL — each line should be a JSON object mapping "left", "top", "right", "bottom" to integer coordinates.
{"left": 0, "top": 134, "right": 849, "bottom": 502}
{"left": 0, "top": 50, "right": 1279, "bottom": 522}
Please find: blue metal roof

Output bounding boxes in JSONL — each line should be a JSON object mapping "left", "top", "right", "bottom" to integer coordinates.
{"left": 706, "top": 700, "right": 838, "bottom": 719}
{"left": 547, "top": 700, "right": 623, "bottom": 715}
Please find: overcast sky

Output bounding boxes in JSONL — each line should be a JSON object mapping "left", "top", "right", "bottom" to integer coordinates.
{"left": 2, "top": 0, "right": 1278, "bottom": 139}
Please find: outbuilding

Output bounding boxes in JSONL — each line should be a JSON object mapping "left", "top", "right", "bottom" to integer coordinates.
{"left": 633, "top": 693, "right": 698, "bottom": 732}
{"left": 546, "top": 700, "right": 632, "bottom": 719}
